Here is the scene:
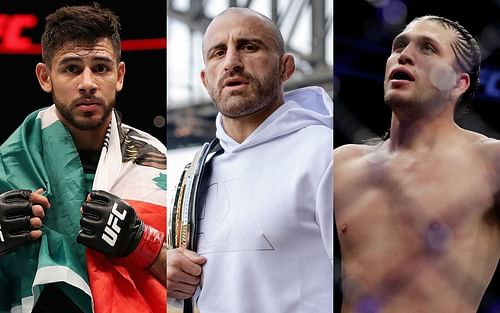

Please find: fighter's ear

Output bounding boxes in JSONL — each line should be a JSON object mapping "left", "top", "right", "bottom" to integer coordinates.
{"left": 453, "top": 72, "right": 470, "bottom": 99}
{"left": 280, "top": 54, "right": 295, "bottom": 82}
{"left": 200, "top": 69, "right": 208, "bottom": 89}
{"left": 115, "top": 61, "right": 126, "bottom": 92}
{"left": 456, "top": 72, "right": 470, "bottom": 92}
{"left": 35, "top": 63, "right": 52, "bottom": 93}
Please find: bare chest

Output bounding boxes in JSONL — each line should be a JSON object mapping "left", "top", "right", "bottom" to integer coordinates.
{"left": 385, "top": 156, "right": 494, "bottom": 218}
{"left": 335, "top": 152, "right": 498, "bottom": 248}
{"left": 335, "top": 149, "right": 500, "bottom": 312}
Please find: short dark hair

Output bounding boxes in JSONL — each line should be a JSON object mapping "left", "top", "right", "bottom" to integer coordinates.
{"left": 411, "top": 15, "right": 481, "bottom": 106}
{"left": 41, "top": 2, "right": 122, "bottom": 66}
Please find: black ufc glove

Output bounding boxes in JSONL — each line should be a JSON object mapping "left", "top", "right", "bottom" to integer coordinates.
{"left": 77, "top": 190, "right": 165, "bottom": 268}
{"left": 0, "top": 189, "right": 33, "bottom": 256}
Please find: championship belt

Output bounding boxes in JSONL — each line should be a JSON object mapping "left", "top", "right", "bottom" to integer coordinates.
{"left": 167, "top": 138, "right": 222, "bottom": 313}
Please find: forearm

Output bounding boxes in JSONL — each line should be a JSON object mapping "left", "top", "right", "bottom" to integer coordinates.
{"left": 148, "top": 243, "right": 166, "bottom": 286}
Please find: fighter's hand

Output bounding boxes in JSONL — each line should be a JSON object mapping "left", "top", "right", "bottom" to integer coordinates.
{"left": 167, "top": 247, "right": 206, "bottom": 299}
{"left": 77, "top": 190, "right": 165, "bottom": 268}
{"left": 0, "top": 188, "right": 50, "bottom": 256}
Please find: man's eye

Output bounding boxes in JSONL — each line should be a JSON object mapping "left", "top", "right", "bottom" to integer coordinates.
{"left": 242, "top": 44, "right": 256, "bottom": 51}
{"left": 393, "top": 41, "right": 406, "bottom": 51}
{"left": 66, "top": 65, "right": 78, "bottom": 73}
{"left": 95, "top": 64, "right": 108, "bottom": 73}
{"left": 213, "top": 50, "right": 225, "bottom": 57}
{"left": 422, "top": 44, "right": 435, "bottom": 53}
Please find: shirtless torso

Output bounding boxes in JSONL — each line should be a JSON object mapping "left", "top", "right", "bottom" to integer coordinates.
{"left": 334, "top": 130, "right": 500, "bottom": 313}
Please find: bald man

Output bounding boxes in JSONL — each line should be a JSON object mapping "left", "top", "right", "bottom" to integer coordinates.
{"left": 167, "top": 7, "right": 333, "bottom": 313}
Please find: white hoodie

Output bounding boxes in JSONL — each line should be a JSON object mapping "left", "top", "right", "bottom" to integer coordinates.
{"left": 195, "top": 86, "right": 333, "bottom": 313}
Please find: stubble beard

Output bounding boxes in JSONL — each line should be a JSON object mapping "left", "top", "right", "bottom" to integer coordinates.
{"left": 385, "top": 88, "right": 444, "bottom": 120}
{"left": 208, "top": 64, "right": 281, "bottom": 118}
{"left": 384, "top": 85, "right": 422, "bottom": 119}
{"left": 53, "top": 94, "right": 114, "bottom": 131}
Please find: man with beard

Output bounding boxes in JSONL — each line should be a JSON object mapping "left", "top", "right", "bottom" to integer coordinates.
{"left": 166, "top": 7, "right": 333, "bottom": 313}
{"left": 334, "top": 15, "right": 500, "bottom": 313}
{"left": 0, "top": 4, "right": 167, "bottom": 313}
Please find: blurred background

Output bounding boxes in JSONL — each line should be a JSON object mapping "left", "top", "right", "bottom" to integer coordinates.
{"left": 166, "top": 0, "right": 333, "bottom": 206}
{"left": 167, "top": 0, "right": 332, "bottom": 312}
{"left": 335, "top": 0, "right": 500, "bottom": 312}
{"left": 0, "top": 0, "right": 166, "bottom": 145}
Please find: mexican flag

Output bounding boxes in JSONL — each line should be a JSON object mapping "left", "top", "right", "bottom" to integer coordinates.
{"left": 0, "top": 105, "right": 166, "bottom": 313}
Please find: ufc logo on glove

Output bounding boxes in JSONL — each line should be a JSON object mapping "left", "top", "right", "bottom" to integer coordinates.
{"left": 102, "top": 203, "right": 127, "bottom": 247}
{"left": 78, "top": 191, "right": 141, "bottom": 257}
{"left": 78, "top": 190, "right": 165, "bottom": 268}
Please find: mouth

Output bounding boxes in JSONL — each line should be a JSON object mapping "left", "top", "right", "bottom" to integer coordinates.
{"left": 389, "top": 68, "right": 415, "bottom": 81}
{"left": 72, "top": 99, "right": 103, "bottom": 114}
{"left": 223, "top": 77, "right": 249, "bottom": 89}
{"left": 74, "top": 98, "right": 103, "bottom": 107}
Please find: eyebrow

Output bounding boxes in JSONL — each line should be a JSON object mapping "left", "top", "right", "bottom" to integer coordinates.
{"left": 237, "top": 37, "right": 267, "bottom": 47}
{"left": 206, "top": 37, "right": 269, "bottom": 56}
{"left": 58, "top": 55, "right": 114, "bottom": 65}
{"left": 393, "top": 33, "right": 442, "bottom": 49}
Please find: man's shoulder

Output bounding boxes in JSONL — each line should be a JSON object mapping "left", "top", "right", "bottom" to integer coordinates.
{"left": 462, "top": 133, "right": 500, "bottom": 184}
{"left": 334, "top": 142, "right": 381, "bottom": 162}
{"left": 473, "top": 135, "right": 500, "bottom": 162}
{"left": 462, "top": 129, "right": 500, "bottom": 151}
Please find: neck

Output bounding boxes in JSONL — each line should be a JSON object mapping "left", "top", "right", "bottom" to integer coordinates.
{"left": 70, "top": 127, "right": 109, "bottom": 150}
{"left": 222, "top": 94, "right": 283, "bottom": 143}
{"left": 56, "top": 113, "right": 112, "bottom": 150}
{"left": 388, "top": 104, "right": 458, "bottom": 153}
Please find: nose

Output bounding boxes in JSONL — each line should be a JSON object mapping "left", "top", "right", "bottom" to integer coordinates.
{"left": 78, "top": 68, "right": 97, "bottom": 96}
{"left": 223, "top": 47, "right": 243, "bottom": 72}
{"left": 397, "top": 45, "right": 415, "bottom": 65}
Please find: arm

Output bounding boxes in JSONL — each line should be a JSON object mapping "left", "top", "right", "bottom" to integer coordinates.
{"left": 148, "top": 242, "right": 166, "bottom": 285}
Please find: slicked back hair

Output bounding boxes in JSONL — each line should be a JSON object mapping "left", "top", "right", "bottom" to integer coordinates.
{"left": 41, "top": 2, "right": 122, "bottom": 67}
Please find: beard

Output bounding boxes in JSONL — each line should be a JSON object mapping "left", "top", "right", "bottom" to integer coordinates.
{"left": 53, "top": 93, "right": 114, "bottom": 131}
{"left": 207, "top": 63, "right": 281, "bottom": 118}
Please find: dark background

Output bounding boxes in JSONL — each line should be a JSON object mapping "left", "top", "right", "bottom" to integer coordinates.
{"left": 335, "top": 0, "right": 500, "bottom": 312}
{"left": 0, "top": 1, "right": 166, "bottom": 144}
{"left": 335, "top": 0, "right": 500, "bottom": 146}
